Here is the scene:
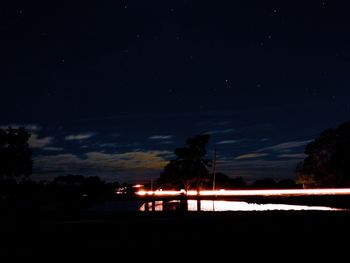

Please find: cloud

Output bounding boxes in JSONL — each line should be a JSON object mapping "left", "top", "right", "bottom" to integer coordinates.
{"left": 235, "top": 153, "right": 269, "bottom": 160}
{"left": 28, "top": 134, "right": 53, "bottom": 148}
{"left": 99, "top": 143, "right": 117, "bottom": 148}
{"left": 24, "top": 124, "right": 41, "bottom": 131}
{"left": 148, "top": 135, "right": 172, "bottom": 140}
{"left": 215, "top": 158, "right": 301, "bottom": 182}
{"left": 214, "top": 121, "right": 232, "bottom": 126}
{"left": 216, "top": 140, "right": 238, "bottom": 145}
{"left": 258, "top": 140, "right": 311, "bottom": 152}
{"left": 220, "top": 158, "right": 299, "bottom": 170}
{"left": 0, "top": 123, "right": 41, "bottom": 131}
{"left": 278, "top": 153, "right": 306, "bottom": 159}
{"left": 34, "top": 150, "right": 173, "bottom": 174}
{"left": 203, "top": 128, "right": 234, "bottom": 135}
{"left": 65, "top": 133, "right": 95, "bottom": 141}
{"left": 159, "top": 141, "right": 173, "bottom": 145}
{"left": 43, "top": 147, "right": 64, "bottom": 151}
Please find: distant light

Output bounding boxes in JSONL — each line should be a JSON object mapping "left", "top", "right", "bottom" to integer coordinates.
{"left": 133, "top": 184, "right": 144, "bottom": 188}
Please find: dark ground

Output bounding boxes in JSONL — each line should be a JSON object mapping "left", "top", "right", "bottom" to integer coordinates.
{"left": 1, "top": 207, "right": 350, "bottom": 260}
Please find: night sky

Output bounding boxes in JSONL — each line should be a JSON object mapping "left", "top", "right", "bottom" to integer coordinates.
{"left": 1, "top": 0, "right": 349, "bottom": 183}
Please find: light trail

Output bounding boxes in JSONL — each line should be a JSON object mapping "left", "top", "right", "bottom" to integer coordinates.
{"left": 135, "top": 188, "right": 350, "bottom": 197}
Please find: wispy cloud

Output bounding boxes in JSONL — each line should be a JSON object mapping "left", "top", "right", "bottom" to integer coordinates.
{"left": 203, "top": 128, "right": 234, "bottom": 135}
{"left": 28, "top": 134, "right": 53, "bottom": 148}
{"left": 235, "top": 153, "right": 269, "bottom": 160}
{"left": 65, "top": 133, "right": 95, "bottom": 141}
{"left": 278, "top": 153, "right": 306, "bottom": 159}
{"left": 219, "top": 158, "right": 300, "bottom": 170}
{"left": 216, "top": 158, "right": 300, "bottom": 181}
{"left": 214, "top": 121, "right": 232, "bottom": 126}
{"left": 99, "top": 143, "right": 117, "bottom": 148}
{"left": 43, "top": 147, "right": 64, "bottom": 151}
{"left": 34, "top": 150, "right": 173, "bottom": 173}
{"left": 159, "top": 141, "right": 173, "bottom": 145}
{"left": 0, "top": 123, "right": 41, "bottom": 131}
{"left": 216, "top": 140, "right": 238, "bottom": 145}
{"left": 148, "top": 135, "right": 172, "bottom": 140}
{"left": 258, "top": 140, "right": 311, "bottom": 152}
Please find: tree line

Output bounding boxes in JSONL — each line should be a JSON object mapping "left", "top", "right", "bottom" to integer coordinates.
{"left": 1, "top": 121, "right": 350, "bottom": 203}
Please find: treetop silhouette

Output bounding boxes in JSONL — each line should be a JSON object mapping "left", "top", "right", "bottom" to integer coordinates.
{"left": 297, "top": 121, "right": 350, "bottom": 188}
{"left": 0, "top": 127, "right": 32, "bottom": 178}
{"left": 157, "top": 134, "right": 211, "bottom": 190}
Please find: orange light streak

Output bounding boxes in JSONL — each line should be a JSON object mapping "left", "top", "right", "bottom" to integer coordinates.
{"left": 135, "top": 188, "right": 350, "bottom": 197}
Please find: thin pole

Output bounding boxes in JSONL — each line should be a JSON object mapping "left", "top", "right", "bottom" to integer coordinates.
{"left": 212, "top": 148, "right": 217, "bottom": 191}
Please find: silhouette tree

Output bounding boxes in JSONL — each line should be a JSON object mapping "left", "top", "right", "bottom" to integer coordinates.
{"left": 251, "top": 178, "right": 277, "bottom": 189}
{"left": 52, "top": 174, "right": 107, "bottom": 197}
{"left": 296, "top": 121, "right": 350, "bottom": 188}
{"left": 276, "top": 179, "right": 298, "bottom": 189}
{"left": 213, "top": 173, "right": 247, "bottom": 189}
{"left": 0, "top": 127, "right": 32, "bottom": 178}
{"left": 157, "top": 134, "right": 211, "bottom": 190}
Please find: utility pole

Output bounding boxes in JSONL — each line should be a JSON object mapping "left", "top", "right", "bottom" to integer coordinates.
{"left": 212, "top": 148, "right": 217, "bottom": 191}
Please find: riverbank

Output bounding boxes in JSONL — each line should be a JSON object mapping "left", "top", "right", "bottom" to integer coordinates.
{"left": 1, "top": 209, "right": 350, "bottom": 260}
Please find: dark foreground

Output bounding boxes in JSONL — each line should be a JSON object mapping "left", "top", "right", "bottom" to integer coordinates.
{"left": 1, "top": 209, "right": 350, "bottom": 260}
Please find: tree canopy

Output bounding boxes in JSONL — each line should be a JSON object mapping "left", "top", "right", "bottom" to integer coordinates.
{"left": 157, "top": 134, "right": 211, "bottom": 190}
{"left": 296, "top": 121, "right": 350, "bottom": 188}
{"left": 0, "top": 127, "right": 32, "bottom": 178}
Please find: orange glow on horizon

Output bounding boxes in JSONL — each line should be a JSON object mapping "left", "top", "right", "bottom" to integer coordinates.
{"left": 135, "top": 188, "right": 350, "bottom": 197}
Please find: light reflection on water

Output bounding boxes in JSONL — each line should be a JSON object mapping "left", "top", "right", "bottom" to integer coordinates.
{"left": 139, "top": 200, "right": 344, "bottom": 212}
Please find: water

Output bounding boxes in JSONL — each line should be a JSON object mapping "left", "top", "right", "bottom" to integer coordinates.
{"left": 139, "top": 200, "right": 345, "bottom": 212}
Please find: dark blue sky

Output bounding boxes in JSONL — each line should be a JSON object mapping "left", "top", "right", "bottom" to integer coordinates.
{"left": 1, "top": 0, "right": 349, "bottom": 183}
